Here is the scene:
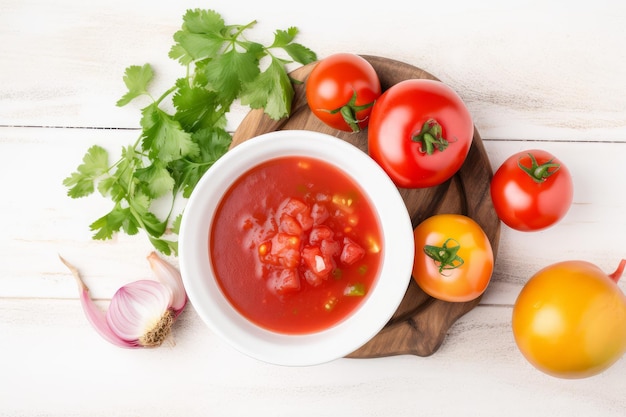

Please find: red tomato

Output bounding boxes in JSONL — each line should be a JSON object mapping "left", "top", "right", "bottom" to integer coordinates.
{"left": 412, "top": 214, "right": 494, "bottom": 302}
{"left": 490, "top": 149, "right": 573, "bottom": 231}
{"left": 367, "top": 79, "right": 474, "bottom": 188}
{"left": 306, "top": 53, "right": 381, "bottom": 132}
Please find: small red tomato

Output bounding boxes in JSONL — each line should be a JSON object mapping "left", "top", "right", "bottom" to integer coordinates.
{"left": 412, "top": 214, "right": 494, "bottom": 302}
{"left": 306, "top": 53, "right": 381, "bottom": 132}
{"left": 367, "top": 79, "right": 474, "bottom": 188}
{"left": 490, "top": 149, "right": 573, "bottom": 231}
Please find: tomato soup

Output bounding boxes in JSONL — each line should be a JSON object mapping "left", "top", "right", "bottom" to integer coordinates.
{"left": 209, "top": 156, "right": 383, "bottom": 334}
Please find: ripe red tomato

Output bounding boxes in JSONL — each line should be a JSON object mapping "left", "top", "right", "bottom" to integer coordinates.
{"left": 512, "top": 259, "right": 626, "bottom": 378}
{"left": 412, "top": 214, "right": 494, "bottom": 302}
{"left": 305, "top": 53, "right": 381, "bottom": 132}
{"left": 490, "top": 149, "right": 573, "bottom": 231}
{"left": 367, "top": 79, "right": 474, "bottom": 188}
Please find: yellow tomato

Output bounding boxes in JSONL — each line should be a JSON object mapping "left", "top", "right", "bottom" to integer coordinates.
{"left": 412, "top": 214, "right": 494, "bottom": 302}
{"left": 512, "top": 260, "right": 626, "bottom": 378}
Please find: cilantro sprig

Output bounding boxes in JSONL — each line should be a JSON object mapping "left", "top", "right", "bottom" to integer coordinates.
{"left": 63, "top": 9, "right": 317, "bottom": 255}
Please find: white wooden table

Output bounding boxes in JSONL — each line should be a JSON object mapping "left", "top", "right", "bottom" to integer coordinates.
{"left": 2, "top": 1, "right": 625, "bottom": 415}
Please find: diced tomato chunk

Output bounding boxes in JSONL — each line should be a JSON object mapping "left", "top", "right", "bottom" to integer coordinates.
{"left": 269, "top": 233, "right": 301, "bottom": 268}
{"left": 309, "top": 225, "right": 333, "bottom": 245}
{"left": 311, "top": 203, "right": 329, "bottom": 225}
{"left": 267, "top": 268, "right": 301, "bottom": 295}
{"left": 302, "top": 245, "right": 333, "bottom": 278}
{"left": 271, "top": 233, "right": 300, "bottom": 251}
{"left": 278, "top": 214, "right": 303, "bottom": 236}
{"left": 320, "top": 238, "right": 341, "bottom": 258}
{"left": 296, "top": 211, "right": 313, "bottom": 231}
{"left": 277, "top": 197, "right": 313, "bottom": 231}
{"left": 303, "top": 269, "right": 323, "bottom": 287}
{"left": 278, "top": 197, "right": 307, "bottom": 217}
{"left": 340, "top": 237, "right": 366, "bottom": 265}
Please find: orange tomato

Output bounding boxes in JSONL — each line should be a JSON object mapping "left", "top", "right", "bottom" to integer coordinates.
{"left": 412, "top": 214, "right": 494, "bottom": 302}
{"left": 512, "top": 260, "right": 626, "bottom": 378}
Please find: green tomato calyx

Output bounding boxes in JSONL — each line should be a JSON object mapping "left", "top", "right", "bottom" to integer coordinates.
{"left": 518, "top": 153, "right": 561, "bottom": 183}
{"left": 413, "top": 118, "right": 449, "bottom": 155}
{"left": 424, "top": 238, "right": 464, "bottom": 274}
{"left": 327, "top": 90, "right": 374, "bottom": 132}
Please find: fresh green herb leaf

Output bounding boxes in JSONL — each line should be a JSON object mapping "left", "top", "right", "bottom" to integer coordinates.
{"left": 271, "top": 27, "right": 298, "bottom": 48}
{"left": 203, "top": 46, "right": 262, "bottom": 105}
{"left": 140, "top": 103, "right": 199, "bottom": 163}
{"left": 89, "top": 204, "right": 132, "bottom": 240}
{"left": 116, "top": 64, "right": 154, "bottom": 107}
{"left": 63, "top": 145, "right": 110, "bottom": 198}
{"left": 171, "top": 214, "right": 183, "bottom": 235}
{"left": 64, "top": 9, "right": 317, "bottom": 255}
{"left": 240, "top": 57, "right": 293, "bottom": 120}
{"left": 168, "top": 127, "right": 231, "bottom": 198}
{"left": 148, "top": 236, "right": 178, "bottom": 257}
{"left": 282, "top": 42, "right": 318, "bottom": 66}
{"left": 181, "top": 8, "right": 225, "bottom": 35}
{"left": 172, "top": 78, "right": 226, "bottom": 132}
{"left": 96, "top": 145, "right": 140, "bottom": 201}
{"left": 271, "top": 27, "right": 317, "bottom": 65}
{"left": 134, "top": 162, "right": 175, "bottom": 199}
{"left": 169, "top": 9, "right": 227, "bottom": 64}
{"left": 129, "top": 191, "right": 168, "bottom": 238}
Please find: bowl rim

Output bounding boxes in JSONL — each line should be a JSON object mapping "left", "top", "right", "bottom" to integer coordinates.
{"left": 179, "top": 129, "right": 414, "bottom": 366}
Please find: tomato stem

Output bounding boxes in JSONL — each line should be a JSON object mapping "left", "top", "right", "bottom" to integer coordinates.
{"left": 412, "top": 119, "right": 449, "bottom": 154}
{"left": 608, "top": 259, "right": 626, "bottom": 284}
{"left": 518, "top": 153, "right": 561, "bottom": 183}
{"left": 327, "top": 90, "right": 374, "bottom": 132}
{"left": 423, "top": 238, "right": 464, "bottom": 274}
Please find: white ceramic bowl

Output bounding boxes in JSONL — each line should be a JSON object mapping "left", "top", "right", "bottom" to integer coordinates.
{"left": 179, "top": 130, "right": 414, "bottom": 366}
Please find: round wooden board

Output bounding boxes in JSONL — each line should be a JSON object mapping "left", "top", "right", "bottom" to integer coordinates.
{"left": 231, "top": 55, "right": 501, "bottom": 358}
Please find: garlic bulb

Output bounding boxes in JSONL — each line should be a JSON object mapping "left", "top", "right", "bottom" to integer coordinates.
{"left": 60, "top": 252, "right": 187, "bottom": 348}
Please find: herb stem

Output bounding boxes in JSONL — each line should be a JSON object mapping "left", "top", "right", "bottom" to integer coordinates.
{"left": 155, "top": 85, "right": 179, "bottom": 107}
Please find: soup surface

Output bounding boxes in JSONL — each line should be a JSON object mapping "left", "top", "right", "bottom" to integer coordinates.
{"left": 210, "top": 156, "right": 383, "bottom": 334}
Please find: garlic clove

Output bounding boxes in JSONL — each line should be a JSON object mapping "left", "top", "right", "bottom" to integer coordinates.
{"left": 106, "top": 280, "right": 172, "bottom": 347}
{"left": 59, "top": 255, "right": 139, "bottom": 348}
{"left": 147, "top": 251, "right": 187, "bottom": 315}
{"left": 61, "top": 253, "right": 188, "bottom": 349}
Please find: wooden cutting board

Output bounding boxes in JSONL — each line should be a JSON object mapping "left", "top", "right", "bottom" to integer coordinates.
{"left": 231, "top": 55, "right": 501, "bottom": 357}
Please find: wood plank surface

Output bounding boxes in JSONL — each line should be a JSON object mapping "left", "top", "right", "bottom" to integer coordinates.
{"left": 2, "top": 299, "right": 625, "bottom": 417}
{"left": 1, "top": 1, "right": 626, "bottom": 416}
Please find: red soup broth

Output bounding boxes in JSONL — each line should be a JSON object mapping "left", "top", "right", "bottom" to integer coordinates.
{"left": 209, "top": 156, "right": 383, "bottom": 334}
